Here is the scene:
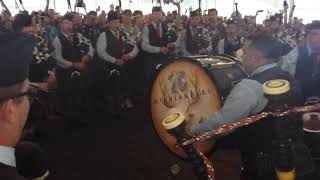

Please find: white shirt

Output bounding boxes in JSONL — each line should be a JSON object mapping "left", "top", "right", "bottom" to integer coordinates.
{"left": 141, "top": 22, "right": 163, "bottom": 54}
{"left": 97, "top": 30, "right": 139, "bottom": 63}
{"left": 280, "top": 47, "right": 299, "bottom": 76}
{"left": 0, "top": 146, "right": 16, "bottom": 167}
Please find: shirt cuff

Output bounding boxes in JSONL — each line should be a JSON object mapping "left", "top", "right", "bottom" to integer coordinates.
{"left": 156, "top": 47, "right": 161, "bottom": 53}
{"left": 110, "top": 57, "right": 117, "bottom": 64}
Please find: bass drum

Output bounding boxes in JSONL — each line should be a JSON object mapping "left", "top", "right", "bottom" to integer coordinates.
{"left": 151, "top": 55, "right": 247, "bottom": 158}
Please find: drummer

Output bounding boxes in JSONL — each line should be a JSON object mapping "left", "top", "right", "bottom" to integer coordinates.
{"left": 175, "top": 10, "right": 212, "bottom": 56}
{"left": 189, "top": 33, "right": 314, "bottom": 180}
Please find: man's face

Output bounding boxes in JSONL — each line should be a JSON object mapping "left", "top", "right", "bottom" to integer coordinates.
{"left": 122, "top": 14, "right": 132, "bottom": 25}
{"left": 270, "top": 21, "right": 280, "bottom": 31}
{"left": 307, "top": 29, "right": 320, "bottom": 52}
{"left": 98, "top": 15, "right": 107, "bottom": 25}
{"left": 208, "top": 11, "right": 217, "bottom": 18}
{"left": 109, "top": 20, "right": 120, "bottom": 31}
{"left": 227, "top": 23, "right": 238, "bottom": 35}
{"left": 208, "top": 11, "right": 217, "bottom": 23}
{"left": 48, "top": 9, "right": 55, "bottom": 18}
{"left": 152, "top": 12, "right": 163, "bottom": 23}
{"left": 190, "top": 16, "right": 201, "bottom": 27}
{"left": 1, "top": 11, "right": 11, "bottom": 21}
{"left": 61, "top": 19, "right": 73, "bottom": 33}
{"left": 86, "top": 15, "right": 97, "bottom": 26}
{"left": 73, "top": 14, "right": 82, "bottom": 25}
{"left": 134, "top": 16, "right": 144, "bottom": 29}
{"left": 242, "top": 40, "right": 260, "bottom": 75}
{"left": 42, "top": 16, "right": 50, "bottom": 25}
{"left": 0, "top": 80, "right": 30, "bottom": 145}
{"left": 202, "top": 15, "right": 209, "bottom": 25}
{"left": 263, "top": 21, "right": 271, "bottom": 32}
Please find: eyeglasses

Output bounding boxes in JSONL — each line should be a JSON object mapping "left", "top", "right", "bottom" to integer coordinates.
{"left": 0, "top": 91, "right": 36, "bottom": 103}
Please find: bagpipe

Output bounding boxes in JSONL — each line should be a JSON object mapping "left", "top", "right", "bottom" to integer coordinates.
{"left": 0, "top": 0, "right": 10, "bottom": 14}
{"left": 159, "top": 85, "right": 320, "bottom": 179}
{"left": 282, "top": 0, "right": 296, "bottom": 25}
{"left": 166, "top": 24, "right": 178, "bottom": 44}
{"left": 289, "top": 3, "right": 296, "bottom": 24}
{"left": 70, "top": 33, "right": 91, "bottom": 80}
{"left": 163, "top": 0, "right": 184, "bottom": 4}
{"left": 14, "top": 0, "right": 26, "bottom": 11}
{"left": 120, "top": 31, "right": 135, "bottom": 57}
{"left": 74, "top": 0, "right": 87, "bottom": 14}
{"left": 194, "top": 27, "right": 211, "bottom": 52}
{"left": 103, "top": 31, "right": 136, "bottom": 78}
{"left": 235, "top": 2, "right": 239, "bottom": 17}
{"left": 44, "top": 0, "right": 51, "bottom": 12}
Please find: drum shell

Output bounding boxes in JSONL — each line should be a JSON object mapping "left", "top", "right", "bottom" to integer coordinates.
{"left": 151, "top": 55, "right": 247, "bottom": 158}
{"left": 205, "top": 58, "right": 247, "bottom": 98}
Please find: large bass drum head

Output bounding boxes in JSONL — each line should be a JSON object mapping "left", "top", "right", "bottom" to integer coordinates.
{"left": 151, "top": 58, "right": 221, "bottom": 158}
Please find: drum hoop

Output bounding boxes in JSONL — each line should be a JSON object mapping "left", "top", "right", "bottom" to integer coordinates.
{"left": 215, "top": 54, "right": 240, "bottom": 63}
{"left": 151, "top": 56, "right": 221, "bottom": 97}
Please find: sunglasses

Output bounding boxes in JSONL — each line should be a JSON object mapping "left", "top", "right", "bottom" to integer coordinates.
{"left": 0, "top": 91, "right": 36, "bottom": 103}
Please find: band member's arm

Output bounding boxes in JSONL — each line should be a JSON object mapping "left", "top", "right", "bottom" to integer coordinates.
{"left": 128, "top": 44, "right": 139, "bottom": 59}
{"left": 217, "top": 38, "right": 225, "bottom": 54}
{"left": 280, "top": 47, "right": 299, "bottom": 76}
{"left": 96, "top": 32, "right": 117, "bottom": 63}
{"left": 207, "top": 40, "right": 213, "bottom": 54}
{"left": 51, "top": 37, "right": 73, "bottom": 69}
{"left": 175, "top": 30, "right": 190, "bottom": 56}
{"left": 141, "top": 26, "right": 161, "bottom": 53}
{"left": 191, "top": 79, "right": 268, "bottom": 134}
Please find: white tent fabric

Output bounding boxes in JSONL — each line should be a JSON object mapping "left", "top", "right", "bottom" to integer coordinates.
{"left": 1, "top": 0, "right": 319, "bottom": 23}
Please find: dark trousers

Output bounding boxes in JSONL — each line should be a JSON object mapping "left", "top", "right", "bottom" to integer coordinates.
{"left": 89, "top": 58, "right": 136, "bottom": 113}
{"left": 56, "top": 68, "right": 87, "bottom": 124}
{"left": 304, "top": 131, "right": 320, "bottom": 179}
{"left": 143, "top": 52, "right": 169, "bottom": 92}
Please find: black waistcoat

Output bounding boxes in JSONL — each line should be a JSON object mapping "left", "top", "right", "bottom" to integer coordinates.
{"left": 186, "top": 27, "right": 203, "bottom": 55}
{"left": 239, "top": 66, "right": 304, "bottom": 151}
{"left": 223, "top": 37, "right": 241, "bottom": 56}
{"left": 295, "top": 47, "right": 320, "bottom": 98}
{"left": 105, "top": 29, "right": 127, "bottom": 59}
{"left": 58, "top": 34, "right": 81, "bottom": 63}
{"left": 148, "top": 23, "right": 168, "bottom": 47}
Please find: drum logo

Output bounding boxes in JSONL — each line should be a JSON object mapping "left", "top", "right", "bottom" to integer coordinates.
{"left": 153, "top": 70, "right": 215, "bottom": 107}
